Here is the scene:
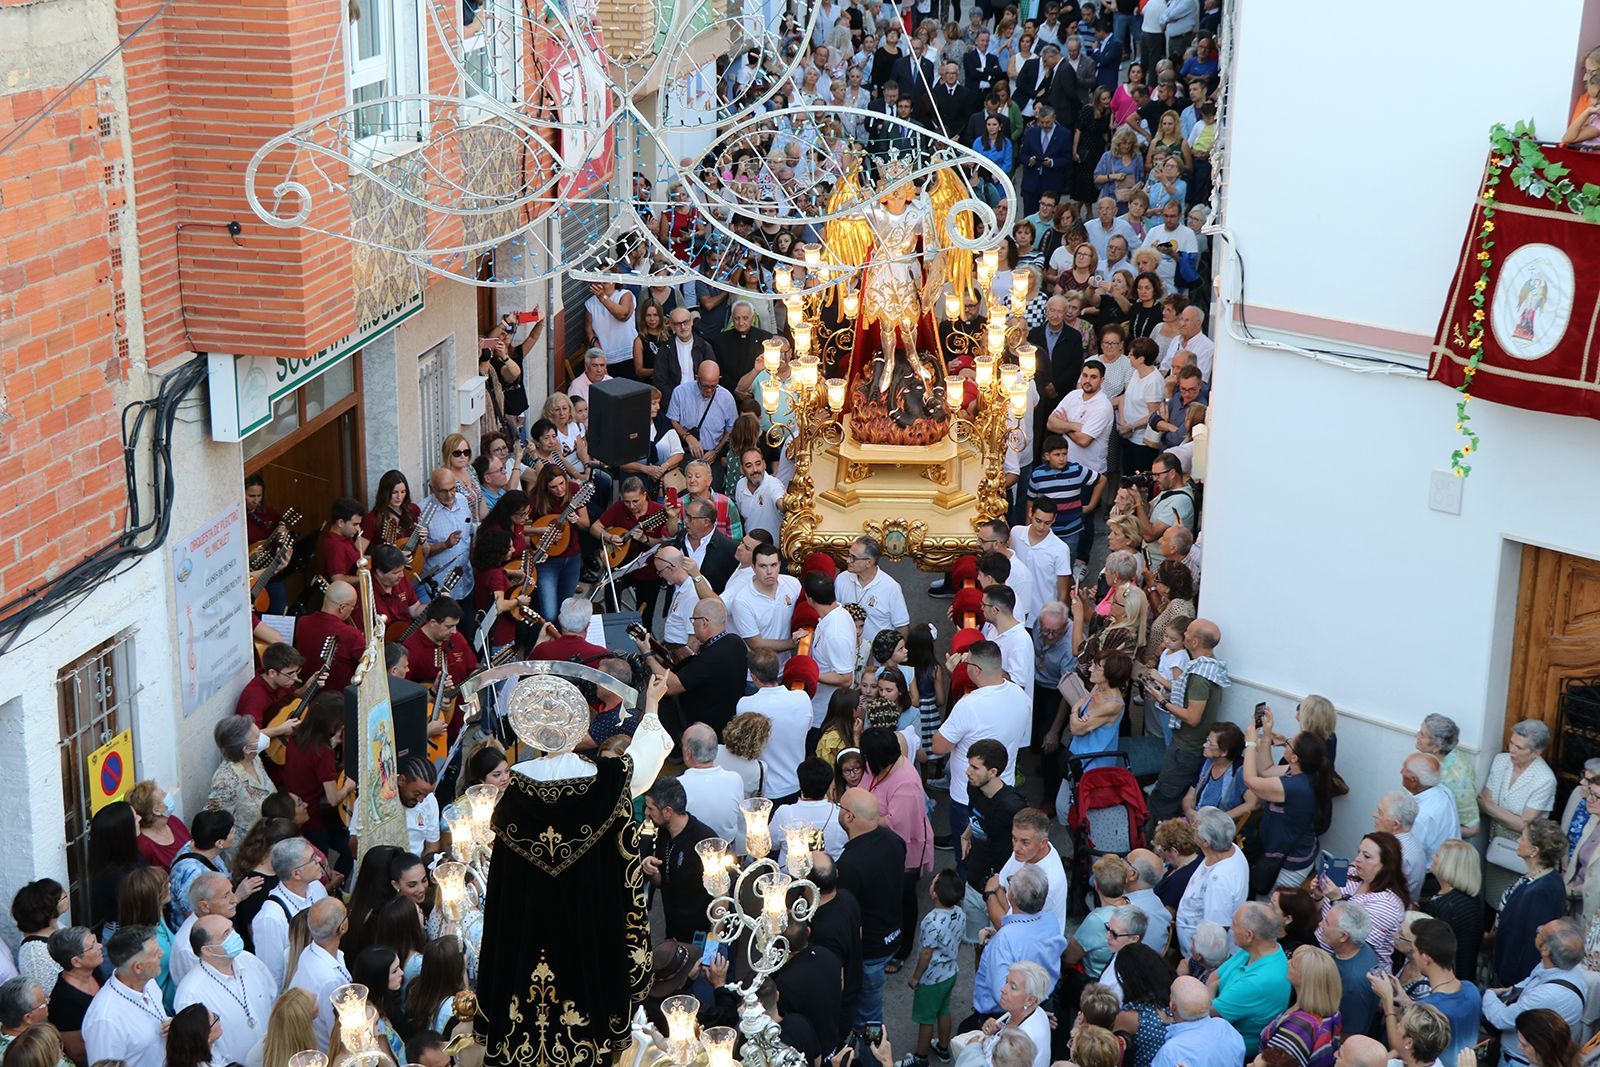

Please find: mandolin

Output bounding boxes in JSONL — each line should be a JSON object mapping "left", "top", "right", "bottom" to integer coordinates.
{"left": 604, "top": 508, "right": 670, "bottom": 568}
{"left": 251, "top": 540, "right": 293, "bottom": 614}
{"left": 525, "top": 481, "right": 597, "bottom": 562}
{"left": 509, "top": 548, "right": 538, "bottom": 622}
{"left": 248, "top": 508, "right": 302, "bottom": 567}
{"left": 264, "top": 637, "right": 336, "bottom": 766}
{"left": 626, "top": 620, "right": 676, "bottom": 663}
{"left": 405, "top": 501, "right": 441, "bottom": 578}
{"left": 427, "top": 648, "right": 457, "bottom": 764}
{"left": 384, "top": 568, "right": 461, "bottom": 643}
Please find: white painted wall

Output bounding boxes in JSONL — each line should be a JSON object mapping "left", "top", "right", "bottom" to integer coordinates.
{"left": 1204, "top": 0, "right": 1600, "bottom": 856}
{"left": 1224, "top": 0, "right": 1588, "bottom": 338}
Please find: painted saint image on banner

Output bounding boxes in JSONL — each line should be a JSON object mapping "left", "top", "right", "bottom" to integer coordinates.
{"left": 1490, "top": 242, "right": 1575, "bottom": 361}
{"left": 365, "top": 708, "right": 400, "bottom": 828}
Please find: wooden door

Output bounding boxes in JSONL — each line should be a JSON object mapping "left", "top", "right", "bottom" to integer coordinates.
{"left": 1505, "top": 545, "right": 1600, "bottom": 811}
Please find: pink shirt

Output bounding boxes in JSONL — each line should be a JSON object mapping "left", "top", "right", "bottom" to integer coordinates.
{"left": 866, "top": 759, "right": 934, "bottom": 875}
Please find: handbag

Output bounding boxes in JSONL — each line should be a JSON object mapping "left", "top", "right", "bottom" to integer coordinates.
{"left": 1486, "top": 833, "right": 1528, "bottom": 873}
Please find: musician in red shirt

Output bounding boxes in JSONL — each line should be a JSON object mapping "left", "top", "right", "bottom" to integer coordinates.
{"left": 236, "top": 643, "right": 326, "bottom": 728}
{"left": 473, "top": 526, "right": 533, "bottom": 656}
{"left": 597, "top": 476, "right": 674, "bottom": 622}
{"left": 244, "top": 475, "right": 282, "bottom": 544}
{"left": 361, "top": 469, "right": 424, "bottom": 546}
{"left": 402, "top": 597, "right": 477, "bottom": 686}
{"left": 317, "top": 497, "right": 368, "bottom": 585}
{"left": 369, "top": 545, "right": 423, "bottom": 630}
{"left": 293, "top": 580, "right": 366, "bottom": 692}
{"left": 529, "top": 596, "right": 609, "bottom": 664}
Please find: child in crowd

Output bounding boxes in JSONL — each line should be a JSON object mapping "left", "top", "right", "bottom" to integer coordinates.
{"left": 904, "top": 870, "right": 964, "bottom": 1067}
{"left": 1026, "top": 434, "right": 1104, "bottom": 562}
{"left": 1140, "top": 616, "right": 1193, "bottom": 742}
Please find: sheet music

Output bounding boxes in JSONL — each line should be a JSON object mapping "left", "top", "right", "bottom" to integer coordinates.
{"left": 584, "top": 614, "right": 608, "bottom": 647}
{"left": 259, "top": 614, "right": 295, "bottom": 644}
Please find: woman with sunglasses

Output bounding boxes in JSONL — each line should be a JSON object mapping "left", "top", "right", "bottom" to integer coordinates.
{"left": 441, "top": 434, "right": 486, "bottom": 521}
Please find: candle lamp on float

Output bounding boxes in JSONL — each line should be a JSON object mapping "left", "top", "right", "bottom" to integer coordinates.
{"left": 943, "top": 297, "right": 1033, "bottom": 521}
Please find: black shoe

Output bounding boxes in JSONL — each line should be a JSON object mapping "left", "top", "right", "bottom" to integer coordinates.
{"left": 933, "top": 835, "right": 954, "bottom": 851}
{"left": 927, "top": 581, "right": 955, "bottom": 599}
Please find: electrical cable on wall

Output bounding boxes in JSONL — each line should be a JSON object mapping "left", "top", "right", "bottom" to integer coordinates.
{"left": 0, "top": 355, "right": 208, "bottom": 659}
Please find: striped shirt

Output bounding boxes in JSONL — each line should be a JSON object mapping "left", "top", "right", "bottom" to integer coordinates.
{"left": 1027, "top": 462, "right": 1101, "bottom": 538}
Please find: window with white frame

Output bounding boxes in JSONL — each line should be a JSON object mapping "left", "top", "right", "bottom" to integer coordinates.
{"left": 462, "top": 0, "right": 522, "bottom": 109}
{"left": 348, "top": 0, "right": 427, "bottom": 146}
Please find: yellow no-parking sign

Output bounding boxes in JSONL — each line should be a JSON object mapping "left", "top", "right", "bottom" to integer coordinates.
{"left": 87, "top": 730, "right": 135, "bottom": 813}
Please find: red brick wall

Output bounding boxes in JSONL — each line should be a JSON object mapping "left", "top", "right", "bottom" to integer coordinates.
{"left": 118, "top": 0, "right": 357, "bottom": 363}
{"left": 0, "top": 80, "right": 129, "bottom": 600}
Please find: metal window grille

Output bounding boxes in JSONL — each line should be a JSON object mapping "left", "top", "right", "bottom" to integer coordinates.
{"left": 1552, "top": 675, "right": 1600, "bottom": 820}
{"left": 418, "top": 340, "right": 450, "bottom": 477}
{"left": 56, "top": 630, "right": 136, "bottom": 919}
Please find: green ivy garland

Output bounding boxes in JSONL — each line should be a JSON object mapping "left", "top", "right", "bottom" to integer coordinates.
{"left": 1449, "top": 122, "right": 1600, "bottom": 476}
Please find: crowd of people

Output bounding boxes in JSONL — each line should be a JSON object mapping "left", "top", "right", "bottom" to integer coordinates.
{"left": 4, "top": 7, "right": 1597, "bottom": 1067}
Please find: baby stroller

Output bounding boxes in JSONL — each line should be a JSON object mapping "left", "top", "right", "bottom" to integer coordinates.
{"left": 1062, "top": 751, "right": 1149, "bottom": 919}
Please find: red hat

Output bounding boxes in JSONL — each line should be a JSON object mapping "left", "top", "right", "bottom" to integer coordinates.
{"left": 791, "top": 598, "right": 820, "bottom": 632}
{"left": 951, "top": 554, "right": 978, "bottom": 588}
{"left": 950, "top": 626, "right": 984, "bottom": 654}
{"left": 782, "top": 654, "right": 820, "bottom": 699}
{"left": 950, "top": 586, "right": 985, "bottom": 628}
{"left": 801, "top": 551, "right": 838, "bottom": 579}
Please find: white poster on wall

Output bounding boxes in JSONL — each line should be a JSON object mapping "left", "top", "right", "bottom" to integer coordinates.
{"left": 172, "top": 503, "right": 254, "bottom": 717}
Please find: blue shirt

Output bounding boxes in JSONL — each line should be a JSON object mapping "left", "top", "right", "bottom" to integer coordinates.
{"left": 1419, "top": 983, "right": 1481, "bottom": 1065}
{"left": 1150, "top": 1017, "right": 1244, "bottom": 1067}
{"left": 973, "top": 913, "right": 1068, "bottom": 1013}
{"left": 667, "top": 381, "right": 740, "bottom": 452}
{"left": 1034, "top": 627, "right": 1077, "bottom": 689}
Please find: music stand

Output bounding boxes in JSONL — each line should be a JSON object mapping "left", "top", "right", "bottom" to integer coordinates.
{"left": 590, "top": 540, "right": 661, "bottom": 613}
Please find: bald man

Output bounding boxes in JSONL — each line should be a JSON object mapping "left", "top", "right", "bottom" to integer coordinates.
{"left": 667, "top": 360, "right": 738, "bottom": 472}
{"left": 837, "top": 788, "right": 907, "bottom": 1027}
{"left": 422, "top": 466, "right": 475, "bottom": 599}
{"left": 1334, "top": 1036, "right": 1388, "bottom": 1067}
{"left": 1151, "top": 975, "right": 1244, "bottom": 1067}
{"left": 643, "top": 597, "right": 749, "bottom": 736}
{"left": 292, "top": 579, "right": 366, "bottom": 691}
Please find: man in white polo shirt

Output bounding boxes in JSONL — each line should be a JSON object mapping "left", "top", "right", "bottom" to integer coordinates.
{"left": 733, "top": 448, "right": 786, "bottom": 543}
{"left": 735, "top": 649, "right": 813, "bottom": 802}
{"left": 804, "top": 570, "right": 859, "bottom": 728}
{"left": 932, "top": 641, "right": 1031, "bottom": 877}
{"left": 835, "top": 536, "right": 909, "bottom": 650}
{"left": 730, "top": 542, "right": 802, "bottom": 668}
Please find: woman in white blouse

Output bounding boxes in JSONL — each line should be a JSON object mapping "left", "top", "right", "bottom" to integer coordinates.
{"left": 1480, "top": 718, "right": 1557, "bottom": 906}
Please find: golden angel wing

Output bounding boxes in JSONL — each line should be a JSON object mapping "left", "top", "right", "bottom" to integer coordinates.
{"left": 927, "top": 166, "right": 976, "bottom": 300}
{"left": 823, "top": 166, "right": 874, "bottom": 268}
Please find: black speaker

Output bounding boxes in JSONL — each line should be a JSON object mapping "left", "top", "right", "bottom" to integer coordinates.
{"left": 343, "top": 675, "right": 429, "bottom": 768}
{"left": 588, "top": 377, "right": 653, "bottom": 466}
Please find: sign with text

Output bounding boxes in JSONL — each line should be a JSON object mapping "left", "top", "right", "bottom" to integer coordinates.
{"left": 205, "top": 292, "right": 424, "bottom": 441}
{"left": 172, "top": 504, "right": 253, "bottom": 717}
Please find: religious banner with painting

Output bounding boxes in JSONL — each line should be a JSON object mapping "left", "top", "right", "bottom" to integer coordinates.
{"left": 1429, "top": 125, "right": 1600, "bottom": 473}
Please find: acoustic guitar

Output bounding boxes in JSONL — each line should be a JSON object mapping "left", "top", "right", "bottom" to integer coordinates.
{"left": 383, "top": 568, "right": 461, "bottom": 643}
{"left": 248, "top": 508, "right": 301, "bottom": 612}
{"left": 264, "top": 637, "right": 336, "bottom": 766}
{"left": 250, "top": 540, "right": 293, "bottom": 614}
{"left": 604, "top": 509, "right": 670, "bottom": 568}
{"left": 508, "top": 548, "right": 537, "bottom": 622}
{"left": 525, "top": 481, "right": 597, "bottom": 562}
